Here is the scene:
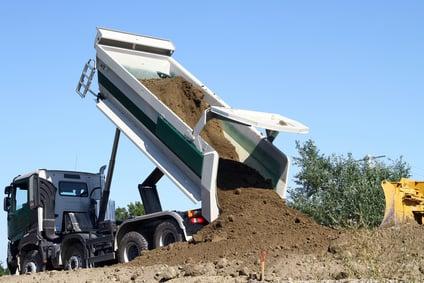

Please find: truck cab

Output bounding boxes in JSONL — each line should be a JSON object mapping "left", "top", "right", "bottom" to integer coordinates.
{"left": 4, "top": 169, "right": 110, "bottom": 273}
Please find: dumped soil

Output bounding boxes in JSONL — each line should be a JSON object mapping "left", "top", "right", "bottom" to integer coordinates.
{"left": 142, "top": 76, "right": 273, "bottom": 190}
{"left": 131, "top": 188, "right": 336, "bottom": 268}
{"left": 137, "top": 77, "right": 337, "bottom": 267}
{"left": 142, "top": 76, "right": 275, "bottom": 191}
{"left": 142, "top": 77, "right": 239, "bottom": 161}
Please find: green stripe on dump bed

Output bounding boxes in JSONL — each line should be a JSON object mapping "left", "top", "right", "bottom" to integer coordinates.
{"left": 156, "top": 117, "right": 203, "bottom": 177}
{"left": 98, "top": 72, "right": 203, "bottom": 177}
{"left": 98, "top": 72, "right": 156, "bottom": 132}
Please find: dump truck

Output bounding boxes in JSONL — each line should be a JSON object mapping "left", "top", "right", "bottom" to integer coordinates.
{"left": 4, "top": 28, "right": 309, "bottom": 274}
{"left": 381, "top": 178, "right": 424, "bottom": 226}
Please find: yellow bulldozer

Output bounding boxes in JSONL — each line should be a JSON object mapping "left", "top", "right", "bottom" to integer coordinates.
{"left": 381, "top": 178, "right": 424, "bottom": 226}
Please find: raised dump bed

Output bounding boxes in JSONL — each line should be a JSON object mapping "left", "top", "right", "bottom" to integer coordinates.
{"left": 83, "top": 28, "right": 308, "bottom": 222}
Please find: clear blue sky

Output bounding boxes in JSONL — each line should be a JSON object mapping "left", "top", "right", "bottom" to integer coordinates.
{"left": 0, "top": 1, "right": 423, "bottom": 264}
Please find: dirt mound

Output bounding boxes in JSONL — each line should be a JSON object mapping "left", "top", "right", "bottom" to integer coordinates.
{"left": 132, "top": 77, "right": 337, "bottom": 267}
{"left": 132, "top": 188, "right": 336, "bottom": 267}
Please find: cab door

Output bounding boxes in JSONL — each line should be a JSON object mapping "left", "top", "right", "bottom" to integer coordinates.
{"left": 8, "top": 179, "right": 32, "bottom": 242}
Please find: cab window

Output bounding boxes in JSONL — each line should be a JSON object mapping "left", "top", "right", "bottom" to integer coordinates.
{"left": 14, "top": 183, "right": 29, "bottom": 211}
{"left": 59, "top": 182, "right": 88, "bottom": 197}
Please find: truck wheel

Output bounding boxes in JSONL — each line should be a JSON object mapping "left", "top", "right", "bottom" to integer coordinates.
{"left": 63, "top": 243, "right": 86, "bottom": 270}
{"left": 153, "top": 221, "right": 183, "bottom": 248}
{"left": 8, "top": 245, "right": 18, "bottom": 275}
{"left": 7, "top": 262, "right": 17, "bottom": 275}
{"left": 118, "top": 231, "right": 148, "bottom": 263}
{"left": 20, "top": 250, "right": 43, "bottom": 274}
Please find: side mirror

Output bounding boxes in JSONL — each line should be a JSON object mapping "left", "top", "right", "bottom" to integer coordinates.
{"left": 3, "top": 197, "right": 11, "bottom": 212}
{"left": 29, "top": 175, "right": 39, "bottom": 209}
{"left": 4, "top": 186, "right": 12, "bottom": 195}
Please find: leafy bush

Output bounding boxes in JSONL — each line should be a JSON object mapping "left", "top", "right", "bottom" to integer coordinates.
{"left": 288, "top": 139, "right": 410, "bottom": 228}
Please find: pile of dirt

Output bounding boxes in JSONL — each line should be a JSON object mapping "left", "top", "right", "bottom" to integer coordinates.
{"left": 131, "top": 188, "right": 336, "bottom": 268}
{"left": 135, "top": 77, "right": 337, "bottom": 267}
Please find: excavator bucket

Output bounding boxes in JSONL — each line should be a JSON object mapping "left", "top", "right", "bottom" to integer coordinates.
{"left": 381, "top": 178, "right": 424, "bottom": 227}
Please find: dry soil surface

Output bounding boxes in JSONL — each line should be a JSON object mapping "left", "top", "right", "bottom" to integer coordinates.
{"left": 4, "top": 224, "right": 424, "bottom": 282}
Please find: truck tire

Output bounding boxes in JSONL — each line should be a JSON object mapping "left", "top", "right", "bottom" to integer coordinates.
{"left": 63, "top": 243, "right": 86, "bottom": 270}
{"left": 20, "top": 250, "right": 43, "bottom": 274}
{"left": 7, "top": 245, "right": 18, "bottom": 275}
{"left": 153, "top": 221, "right": 183, "bottom": 248}
{"left": 118, "top": 231, "right": 148, "bottom": 263}
{"left": 7, "top": 261, "right": 17, "bottom": 275}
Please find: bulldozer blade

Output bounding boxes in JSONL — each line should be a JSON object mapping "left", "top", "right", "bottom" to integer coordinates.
{"left": 381, "top": 181, "right": 403, "bottom": 226}
{"left": 380, "top": 179, "right": 424, "bottom": 227}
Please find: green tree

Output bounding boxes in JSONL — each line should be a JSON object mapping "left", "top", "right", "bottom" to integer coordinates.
{"left": 0, "top": 262, "right": 9, "bottom": 276}
{"left": 127, "top": 201, "right": 145, "bottom": 217}
{"left": 288, "top": 139, "right": 410, "bottom": 228}
{"left": 115, "top": 201, "right": 145, "bottom": 222}
{"left": 115, "top": 207, "right": 129, "bottom": 222}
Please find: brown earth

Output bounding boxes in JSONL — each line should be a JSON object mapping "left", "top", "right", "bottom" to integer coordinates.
{"left": 5, "top": 224, "right": 424, "bottom": 282}
{"left": 141, "top": 77, "right": 239, "bottom": 161}
{"left": 142, "top": 76, "right": 275, "bottom": 191}
{"left": 138, "top": 77, "right": 337, "bottom": 268}
{"left": 327, "top": 223, "right": 424, "bottom": 280}
{"left": 130, "top": 188, "right": 336, "bottom": 269}
{"left": 136, "top": 77, "right": 424, "bottom": 281}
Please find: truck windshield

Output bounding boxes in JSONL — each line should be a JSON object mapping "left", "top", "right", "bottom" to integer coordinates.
{"left": 59, "top": 181, "right": 88, "bottom": 197}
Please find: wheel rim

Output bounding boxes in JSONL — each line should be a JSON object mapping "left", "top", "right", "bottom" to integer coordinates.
{"left": 68, "top": 255, "right": 81, "bottom": 270}
{"left": 24, "top": 262, "right": 37, "bottom": 273}
{"left": 125, "top": 242, "right": 140, "bottom": 262}
{"left": 160, "top": 231, "right": 176, "bottom": 246}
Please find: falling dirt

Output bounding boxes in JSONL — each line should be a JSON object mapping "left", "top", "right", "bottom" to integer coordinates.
{"left": 137, "top": 76, "right": 337, "bottom": 268}
{"left": 141, "top": 77, "right": 239, "bottom": 161}
{"left": 141, "top": 76, "right": 274, "bottom": 190}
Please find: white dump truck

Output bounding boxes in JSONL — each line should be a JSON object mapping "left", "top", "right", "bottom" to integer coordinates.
{"left": 4, "top": 28, "right": 308, "bottom": 274}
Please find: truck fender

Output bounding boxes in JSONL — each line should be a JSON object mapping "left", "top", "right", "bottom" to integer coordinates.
{"left": 17, "top": 233, "right": 44, "bottom": 262}
{"left": 115, "top": 211, "right": 188, "bottom": 249}
{"left": 60, "top": 234, "right": 91, "bottom": 266}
